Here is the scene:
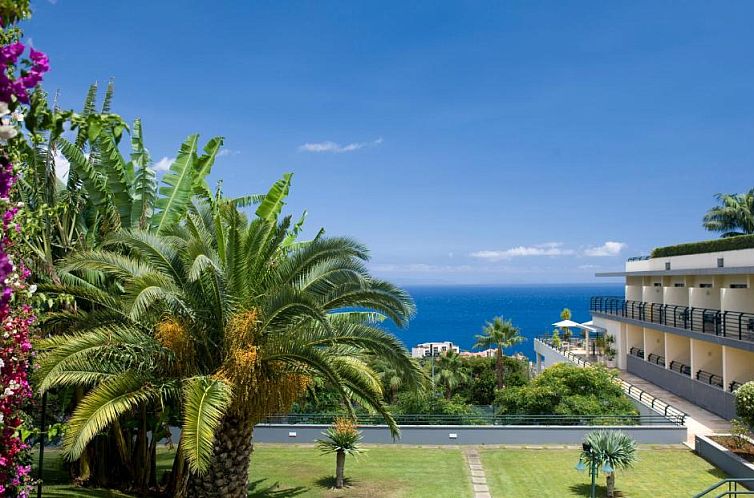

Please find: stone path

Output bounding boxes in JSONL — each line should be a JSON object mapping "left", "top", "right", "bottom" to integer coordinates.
{"left": 464, "top": 447, "right": 491, "bottom": 498}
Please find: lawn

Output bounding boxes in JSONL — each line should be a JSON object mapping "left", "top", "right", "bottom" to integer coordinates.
{"left": 37, "top": 444, "right": 472, "bottom": 498}
{"left": 480, "top": 446, "right": 725, "bottom": 498}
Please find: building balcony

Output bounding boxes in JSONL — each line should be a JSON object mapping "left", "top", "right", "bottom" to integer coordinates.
{"left": 590, "top": 296, "right": 754, "bottom": 344}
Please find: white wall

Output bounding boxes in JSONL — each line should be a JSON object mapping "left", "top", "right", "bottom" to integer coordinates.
{"left": 665, "top": 333, "right": 690, "bottom": 368}
{"left": 626, "top": 248, "right": 754, "bottom": 272}
{"left": 644, "top": 327, "right": 664, "bottom": 357}
{"left": 691, "top": 339, "right": 722, "bottom": 377}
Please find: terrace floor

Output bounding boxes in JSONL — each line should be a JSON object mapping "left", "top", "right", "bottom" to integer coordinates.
{"left": 618, "top": 371, "right": 731, "bottom": 443}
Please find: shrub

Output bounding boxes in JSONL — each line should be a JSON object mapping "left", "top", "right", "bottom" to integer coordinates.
{"left": 730, "top": 418, "right": 751, "bottom": 449}
{"left": 496, "top": 363, "right": 638, "bottom": 419}
{"left": 651, "top": 234, "right": 754, "bottom": 258}
{"left": 735, "top": 381, "right": 754, "bottom": 428}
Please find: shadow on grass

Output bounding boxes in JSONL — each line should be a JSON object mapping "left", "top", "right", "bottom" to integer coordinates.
{"left": 248, "top": 478, "right": 309, "bottom": 497}
{"left": 314, "top": 475, "right": 356, "bottom": 489}
{"left": 41, "top": 486, "right": 130, "bottom": 497}
{"left": 569, "top": 482, "right": 624, "bottom": 497}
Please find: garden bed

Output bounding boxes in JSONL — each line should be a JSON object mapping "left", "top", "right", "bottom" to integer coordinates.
{"left": 712, "top": 435, "right": 754, "bottom": 463}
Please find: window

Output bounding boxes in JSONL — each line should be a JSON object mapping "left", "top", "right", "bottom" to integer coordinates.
{"left": 665, "top": 262, "right": 671, "bottom": 270}
{"left": 700, "top": 283, "right": 713, "bottom": 288}
{"left": 718, "top": 258, "right": 725, "bottom": 268}
{"left": 674, "top": 283, "right": 685, "bottom": 287}
{"left": 731, "top": 284, "right": 748, "bottom": 289}
{"left": 653, "top": 283, "right": 662, "bottom": 287}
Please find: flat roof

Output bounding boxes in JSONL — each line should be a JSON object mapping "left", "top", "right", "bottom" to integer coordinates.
{"left": 596, "top": 265, "right": 754, "bottom": 278}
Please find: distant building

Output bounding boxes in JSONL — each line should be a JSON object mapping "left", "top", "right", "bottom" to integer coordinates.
{"left": 460, "top": 348, "right": 496, "bottom": 358}
{"left": 411, "top": 341, "right": 460, "bottom": 358}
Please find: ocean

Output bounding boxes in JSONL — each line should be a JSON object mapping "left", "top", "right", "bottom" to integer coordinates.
{"left": 382, "top": 284, "right": 624, "bottom": 360}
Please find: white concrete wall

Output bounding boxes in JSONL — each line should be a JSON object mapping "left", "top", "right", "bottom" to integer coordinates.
{"left": 663, "top": 286, "right": 689, "bottom": 306}
{"left": 625, "top": 247, "right": 754, "bottom": 272}
{"left": 691, "top": 339, "right": 723, "bottom": 377}
{"left": 665, "top": 333, "right": 690, "bottom": 368}
{"left": 689, "top": 286, "right": 721, "bottom": 309}
{"left": 627, "top": 324, "right": 643, "bottom": 352}
{"left": 721, "top": 288, "right": 754, "bottom": 313}
{"left": 626, "top": 285, "right": 643, "bottom": 302}
{"left": 594, "top": 316, "right": 626, "bottom": 369}
{"left": 643, "top": 285, "right": 664, "bottom": 304}
{"left": 644, "top": 327, "right": 665, "bottom": 357}
{"left": 724, "top": 346, "right": 754, "bottom": 388}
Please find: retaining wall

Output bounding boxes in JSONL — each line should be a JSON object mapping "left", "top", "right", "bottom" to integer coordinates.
{"left": 253, "top": 423, "right": 686, "bottom": 445}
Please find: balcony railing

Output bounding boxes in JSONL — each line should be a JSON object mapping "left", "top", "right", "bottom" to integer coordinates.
{"left": 591, "top": 296, "right": 754, "bottom": 343}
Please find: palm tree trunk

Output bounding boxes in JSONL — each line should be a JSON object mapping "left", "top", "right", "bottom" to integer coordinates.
{"left": 185, "top": 415, "right": 254, "bottom": 498}
{"left": 606, "top": 472, "right": 615, "bottom": 498}
{"left": 335, "top": 450, "right": 346, "bottom": 489}
{"left": 496, "top": 347, "right": 504, "bottom": 389}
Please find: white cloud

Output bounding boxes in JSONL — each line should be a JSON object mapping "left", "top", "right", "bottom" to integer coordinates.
{"left": 470, "top": 242, "right": 575, "bottom": 261}
{"left": 53, "top": 151, "right": 70, "bottom": 182}
{"left": 583, "top": 241, "right": 627, "bottom": 257}
{"left": 151, "top": 156, "right": 174, "bottom": 172}
{"left": 217, "top": 148, "right": 240, "bottom": 157}
{"left": 299, "top": 137, "right": 383, "bottom": 153}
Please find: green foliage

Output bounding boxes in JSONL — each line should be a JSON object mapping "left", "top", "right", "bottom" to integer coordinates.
{"left": 702, "top": 189, "right": 754, "bottom": 237}
{"left": 495, "top": 363, "right": 638, "bottom": 419}
{"left": 551, "top": 330, "right": 561, "bottom": 349}
{"left": 390, "top": 391, "right": 476, "bottom": 418}
{"left": 37, "top": 182, "right": 421, "bottom": 475}
{"left": 0, "top": 0, "right": 31, "bottom": 26}
{"left": 458, "top": 356, "right": 528, "bottom": 405}
{"left": 182, "top": 377, "right": 233, "bottom": 475}
{"left": 735, "top": 381, "right": 754, "bottom": 428}
{"left": 651, "top": 234, "right": 754, "bottom": 258}
{"left": 433, "top": 350, "right": 470, "bottom": 399}
{"left": 730, "top": 418, "right": 752, "bottom": 449}
{"left": 581, "top": 430, "right": 638, "bottom": 469}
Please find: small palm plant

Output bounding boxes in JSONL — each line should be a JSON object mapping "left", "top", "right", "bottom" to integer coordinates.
{"left": 580, "top": 430, "right": 637, "bottom": 498}
{"left": 317, "top": 418, "right": 365, "bottom": 489}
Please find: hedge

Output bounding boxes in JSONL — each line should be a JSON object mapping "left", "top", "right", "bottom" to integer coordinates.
{"left": 651, "top": 234, "right": 754, "bottom": 258}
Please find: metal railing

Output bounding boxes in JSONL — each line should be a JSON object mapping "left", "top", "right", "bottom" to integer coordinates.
{"left": 647, "top": 353, "right": 665, "bottom": 367}
{"left": 731, "top": 381, "right": 744, "bottom": 392}
{"left": 693, "top": 478, "right": 754, "bottom": 497}
{"left": 261, "top": 412, "right": 674, "bottom": 426}
{"left": 590, "top": 296, "right": 754, "bottom": 343}
{"left": 669, "top": 360, "right": 691, "bottom": 376}
{"left": 535, "top": 337, "right": 686, "bottom": 425}
{"left": 696, "top": 369, "right": 724, "bottom": 389}
{"left": 629, "top": 347, "right": 644, "bottom": 359}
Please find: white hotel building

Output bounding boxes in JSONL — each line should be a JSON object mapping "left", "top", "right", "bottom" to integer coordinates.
{"left": 591, "top": 242, "right": 754, "bottom": 419}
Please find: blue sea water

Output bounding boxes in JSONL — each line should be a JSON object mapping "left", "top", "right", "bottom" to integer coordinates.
{"left": 382, "top": 284, "right": 623, "bottom": 360}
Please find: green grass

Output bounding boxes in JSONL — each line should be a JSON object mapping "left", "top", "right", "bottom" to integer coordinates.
{"left": 480, "top": 446, "right": 726, "bottom": 498}
{"left": 37, "top": 444, "right": 471, "bottom": 498}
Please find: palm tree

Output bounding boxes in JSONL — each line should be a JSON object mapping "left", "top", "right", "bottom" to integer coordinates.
{"left": 36, "top": 179, "right": 421, "bottom": 498}
{"left": 317, "top": 418, "right": 364, "bottom": 489}
{"left": 560, "top": 307, "right": 573, "bottom": 343}
{"left": 703, "top": 189, "right": 754, "bottom": 237}
{"left": 474, "top": 316, "right": 525, "bottom": 389}
{"left": 580, "top": 430, "right": 637, "bottom": 498}
{"left": 434, "top": 350, "right": 469, "bottom": 399}
{"left": 22, "top": 83, "right": 226, "bottom": 489}
{"left": 372, "top": 357, "right": 415, "bottom": 403}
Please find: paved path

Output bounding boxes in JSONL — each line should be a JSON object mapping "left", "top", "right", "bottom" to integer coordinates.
{"left": 464, "top": 448, "right": 491, "bottom": 498}
{"left": 618, "top": 371, "right": 730, "bottom": 444}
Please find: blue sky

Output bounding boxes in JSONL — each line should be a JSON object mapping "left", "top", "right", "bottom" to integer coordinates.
{"left": 24, "top": 1, "right": 754, "bottom": 284}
